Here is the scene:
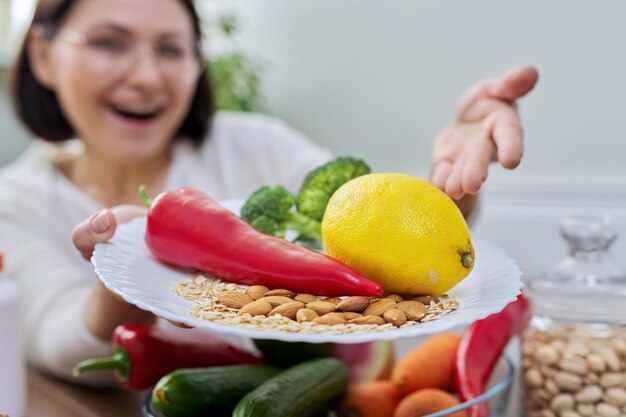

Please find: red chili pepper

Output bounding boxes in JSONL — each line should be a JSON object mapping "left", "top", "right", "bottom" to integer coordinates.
{"left": 73, "top": 323, "right": 263, "bottom": 389}
{"left": 454, "top": 294, "right": 531, "bottom": 417}
{"left": 144, "top": 188, "right": 383, "bottom": 297}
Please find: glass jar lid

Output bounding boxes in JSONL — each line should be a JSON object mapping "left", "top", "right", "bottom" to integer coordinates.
{"left": 525, "top": 213, "right": 626, "bottom": 324}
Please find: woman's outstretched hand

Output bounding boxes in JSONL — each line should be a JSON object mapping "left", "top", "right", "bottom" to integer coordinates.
{"left": 430, "top": 65, "right": 539, "bottom": 200}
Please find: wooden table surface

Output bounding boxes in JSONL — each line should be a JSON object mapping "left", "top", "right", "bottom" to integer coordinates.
{"left": 25, "top": 368, "right": 145, "bottom": 417}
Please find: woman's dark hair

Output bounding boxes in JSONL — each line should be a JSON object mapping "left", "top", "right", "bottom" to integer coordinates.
{"left": 10, "top": 0, "right": 214, "bottom": 144}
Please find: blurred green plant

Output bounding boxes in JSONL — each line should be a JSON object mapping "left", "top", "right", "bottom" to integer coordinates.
{"left": 208, "top": 14, "right": 264, "bottom": 113}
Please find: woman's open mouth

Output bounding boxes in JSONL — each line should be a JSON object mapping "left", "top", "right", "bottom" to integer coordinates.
{"left": 109, "top": 103, "right": 164, "bottom": 125}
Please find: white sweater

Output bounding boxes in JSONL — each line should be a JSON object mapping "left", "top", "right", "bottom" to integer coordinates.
{"left": 0, "top": 112, "right": 332, "bottom": 385}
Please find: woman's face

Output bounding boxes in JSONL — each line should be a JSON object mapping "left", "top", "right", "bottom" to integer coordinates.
{"left": 38, "top": 0, "right": 200, "bottom": 163}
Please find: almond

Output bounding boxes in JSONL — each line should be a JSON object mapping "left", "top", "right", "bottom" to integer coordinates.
{"left": 246, "top": 285, "right": 269, "bottom": 300}
{"left": 313, "top": 314, "right": 346, "bottom": 325}
{"left": 294, "top": 293, "right": 318, "bottom": 303}
{"left": 259, "top": 296, "right": 295, "bottom": 307}
{"left": 337, "top": 296, "right": 371, "bottom": 312}
{"left": 349, "top": 316, "right": 386, "bottom": 325}
{"left": 363, "top": 298, "right": 396, "bottom": 316}
{"left": 412, "top": 295, "right": 439, "bottom": 305}
{"left": 217, "top": 291, "right": 253, "bottom": 309}
{"left": 340, "top": 312, "right": 363, "bottom": 320}
{"left": 385, "top": 294, "right": 404, "bottom": 303}
{"left": 269, "top": 301, "right": 304, "bottom": 320}
{"left": 306, "top": 301, "right": 337, "bottom": 315}
{"left": 325, "top": 312, "right": 349, "bottom": 321}
{"left": 383, "top": 308, "right": 407, "bottom": 326}
{"left": 238, "top": 300, "right": 272, "bottom": 316}
{"left": 324, "top": 297, "right": 342, "bottom": 305}
{"left": 265, "top": 289, "right": 296, "bottom": 298}
{"left": 296, "top": 308, "right": 319, "bottom": 323}
{"left": 396, "top": 301, "right": 427, "bottom": 321}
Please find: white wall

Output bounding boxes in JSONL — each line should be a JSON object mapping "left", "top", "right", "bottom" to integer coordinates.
{"left": 1, "top": 0, "right": 626, "bottom": 275}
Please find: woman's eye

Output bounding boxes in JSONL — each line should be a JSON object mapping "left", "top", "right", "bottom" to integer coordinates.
{"left": 158, "top": 44, "right": 184, "bottom": 58}
{"left": 90, "top": 38, "right": 128, "bottom": 52}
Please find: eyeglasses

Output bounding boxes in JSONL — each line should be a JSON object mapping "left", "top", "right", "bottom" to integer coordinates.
{"left": 55, "top": 28, "right": 203, "bottom": 85}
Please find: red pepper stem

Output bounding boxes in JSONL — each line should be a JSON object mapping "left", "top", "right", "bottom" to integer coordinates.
{"left": 72, "top": 346, "right": 131, "bottom": 381}
{"left": 139, "top": 185, "right": 153, "bottom": 208}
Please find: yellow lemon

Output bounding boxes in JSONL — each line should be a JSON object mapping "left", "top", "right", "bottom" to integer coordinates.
{"left": 322, "top": 173, "right": 474, "bottom": 295}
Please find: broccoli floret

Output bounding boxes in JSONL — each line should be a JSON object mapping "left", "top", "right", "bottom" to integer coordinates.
{"left": 241, "top": 185, "right": 322, "bottom": 241}
{"left": 296, "top": 156, "right": 371, "bottom": 222}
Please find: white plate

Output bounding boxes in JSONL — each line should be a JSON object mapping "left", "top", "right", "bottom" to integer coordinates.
{"left": 92, "top": 209, "right": 522, "bottom": 344}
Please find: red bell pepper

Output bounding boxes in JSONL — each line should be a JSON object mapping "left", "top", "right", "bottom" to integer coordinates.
{"left": 144, "top": 188, "right": 383, "bottom": 297}
{"left": 454, "top": 294, "right": 531, "bottom": 417}
{"left": 73, "top": 323, "right": 263, "bottom": 389}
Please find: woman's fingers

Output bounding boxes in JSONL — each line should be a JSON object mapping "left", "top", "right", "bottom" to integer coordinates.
{"left": 488, "top": 65, "right": 539, "bottom": 102}
{"left": 110, "top": 204, "right": 148, "bottom": 224}
{"left": 444, "top": 154, "right": 466, "bottom": 200}
{"left": 72, "top": 205, "right": 147, "bottom": 261}
{"left": 73, "top": 210, "right": 117, "bottom": 260}
{"left": 167, "top": 320, "right": 194, "bottom": 329}
{"left": 456, "top": 65, "right": 539, "bottom": 119}
{"left": 461, "top": 133, "right": 494, "bottom": 194}
{"left": 430, "top": 158, "right": 453, "bottom": 191}
{"left": 490, "top": 108, "right": 524, "bottom": 169}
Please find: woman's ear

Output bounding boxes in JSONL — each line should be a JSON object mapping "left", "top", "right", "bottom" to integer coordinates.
{"left": 27, "top": 25, "right": 56, "bottom": 89}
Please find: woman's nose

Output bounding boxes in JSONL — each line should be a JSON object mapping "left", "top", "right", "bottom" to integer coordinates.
{"left": 123, "top": 44, "right": 165, "bottom": 89}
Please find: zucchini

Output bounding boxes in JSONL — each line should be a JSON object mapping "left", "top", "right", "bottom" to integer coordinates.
{"left": 151, "top": 364, "right": 280, "bottom": 417}
{"left": 233, "top": 358, "right": 349, "bottom": 417}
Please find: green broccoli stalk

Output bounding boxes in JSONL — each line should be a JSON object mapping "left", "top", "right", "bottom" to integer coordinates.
{"left": 240, "top": 186, "right": 322, "bottom": 241}
{"left": 296, "top": 156, "right": 371, "bottom": 222}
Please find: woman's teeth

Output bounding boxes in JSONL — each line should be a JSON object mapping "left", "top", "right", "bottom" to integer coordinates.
{"left": 112, "top": 103, "right": 162, "bottom": 118}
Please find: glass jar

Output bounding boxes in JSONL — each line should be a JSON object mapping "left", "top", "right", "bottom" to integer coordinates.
{"left": 522, "top": 214, "right": 626, "bottom": 417}
{"left": 0, "top": 252, "right": 26, "bottom": 417}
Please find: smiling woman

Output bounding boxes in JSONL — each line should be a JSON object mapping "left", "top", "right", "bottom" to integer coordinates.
{"left": 13, "top": 0, "right": 210, "bottom": 159}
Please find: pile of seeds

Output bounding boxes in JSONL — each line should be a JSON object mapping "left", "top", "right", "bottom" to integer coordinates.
{"left": 172, "top": 275, "right": 460, "bottom": 335}
{"left": 522, "top": 325, "right": 626, "bottom": 417}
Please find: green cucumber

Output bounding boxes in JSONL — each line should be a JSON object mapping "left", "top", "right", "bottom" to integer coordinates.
{"left": 233, "top": 358, "right": 349, "bottom": 417}
{"left": 253, "top": 339, "right": 334, "bottom": 368}
{"left": 151, "top": 365, "right": 280, "bottom": 417}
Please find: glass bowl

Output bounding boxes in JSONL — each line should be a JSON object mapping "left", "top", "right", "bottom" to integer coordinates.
{"left": 422, "top": 354, "right": 515, "bottom": 417}
{"left": 143, "top": 355, "right": 515, "bottom": 417}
